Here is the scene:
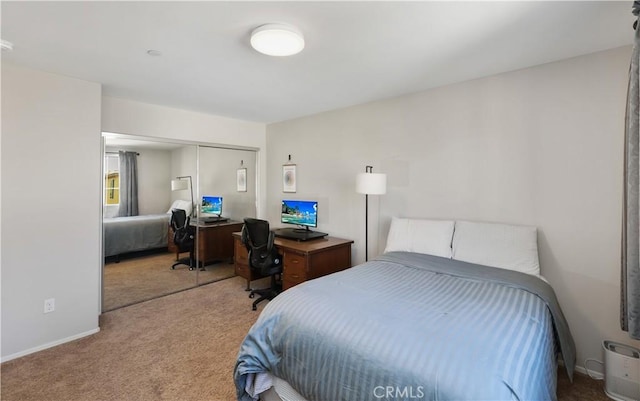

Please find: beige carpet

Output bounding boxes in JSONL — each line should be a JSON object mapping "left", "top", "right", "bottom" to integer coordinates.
{"left": 1, "top": 276, "right": 266, "bottom": 401}
{"left": 1, "top": 275, "right": 611, "bottom": 401}
{"left": 103, "top": 251, "right": 235, "bottom": 311}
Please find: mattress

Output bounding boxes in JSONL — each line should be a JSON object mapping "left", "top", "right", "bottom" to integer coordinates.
{"left": 234, "top": 251, "right": 575, "bottom": 401}
{"left": 103, "top": 214, "right": 169, "bottom": 257}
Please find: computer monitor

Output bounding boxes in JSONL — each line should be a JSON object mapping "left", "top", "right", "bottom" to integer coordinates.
{"left": 201, "top": 196, "right": 223, "bottom": 216}
{"left": 281, "top": 200, "right": 318, "bottom": 230}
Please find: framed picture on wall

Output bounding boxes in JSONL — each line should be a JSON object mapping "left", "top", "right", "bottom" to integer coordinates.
{"left": 237, "top": 168, "right": 247, "bottom": 192}
{"left": 282, "top": 164, "right": 296, "bottom": 193}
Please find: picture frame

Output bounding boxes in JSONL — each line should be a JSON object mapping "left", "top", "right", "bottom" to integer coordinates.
{"left": 282, "top": 164, "right": 297, "bottom": 193}
{"left": 237, "top": 168, "right": 247, "bottom": 192}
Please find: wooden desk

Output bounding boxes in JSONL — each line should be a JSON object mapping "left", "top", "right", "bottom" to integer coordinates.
{"left": 233, "top": 233, "right": 353, "bottom": 291}
{"left": 169, "top": 221, "right": 244, "bottom": 265}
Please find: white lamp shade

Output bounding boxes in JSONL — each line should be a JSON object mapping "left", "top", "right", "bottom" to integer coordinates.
{"left": 171, "top": 179, "right": 188, "bottom": 191}
{"left": 251, "top": 23, "right": 305, "bottom": 56}
{"left": 356, "top": 173, "right": 387, "bottom": 195}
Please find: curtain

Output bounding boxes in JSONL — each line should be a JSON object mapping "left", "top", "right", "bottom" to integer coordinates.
{"left": 622, "top": 2, "right": 640, "bottom": 340}
{"left": 117, "top": 151, "right": 139, "bottom": 217}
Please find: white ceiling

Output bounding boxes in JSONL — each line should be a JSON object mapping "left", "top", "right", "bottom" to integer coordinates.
{"left": 1, "top": 1, "right": 635, "bottom": 124}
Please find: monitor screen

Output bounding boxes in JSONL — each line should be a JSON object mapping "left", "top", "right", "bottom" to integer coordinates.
{"left": 201, "top": 196, "right": 223, "bottom": 216}
{"left": 281, "top": 200, "right": 318, "bottom": 228}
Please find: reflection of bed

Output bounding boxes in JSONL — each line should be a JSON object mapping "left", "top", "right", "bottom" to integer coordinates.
{"left": 103, "top": 214, "right": 170, "bottom": 258}
{"left": 234, "top": 219, "right": 576, "bottom": 401}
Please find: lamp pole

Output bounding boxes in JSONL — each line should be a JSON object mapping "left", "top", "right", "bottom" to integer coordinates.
{"left": 365, "top": 192, "right": 370, "bottom": 261}
{"left": 356, "top": 165, "right": 386, "bottom": 263}
{"left": 364, "top": 165, "right": 372, "bottom": 261}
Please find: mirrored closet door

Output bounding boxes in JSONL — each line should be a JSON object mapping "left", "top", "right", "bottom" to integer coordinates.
{"left": 195, "top": 146, "right": 257, "bottom": 286}
{"left": 101, "top": 134, "right": 258, "bottom": 312}
{"left": 102, "top": 135, "right": 199, "bottom": 311}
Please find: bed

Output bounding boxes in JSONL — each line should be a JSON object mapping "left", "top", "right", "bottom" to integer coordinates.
{"left": 234, "top": 218, "right": 576, "bottom": 401}
{"left": 103, "top": 200, "right": 192, "bottom": 258}
{"left": 103, "top": 214, "right": 170, "bottom": 257}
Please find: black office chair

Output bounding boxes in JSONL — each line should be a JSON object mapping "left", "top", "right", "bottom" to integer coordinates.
{"left": 241, "top": 218, "right": 283, "bottom": 311}
{"left": 170, "top": 208, "right": 196, "bottom": 270}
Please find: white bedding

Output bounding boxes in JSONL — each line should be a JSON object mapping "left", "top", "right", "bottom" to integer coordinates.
{"left": 451, "top": 220, "right": 540, "bottom": 276}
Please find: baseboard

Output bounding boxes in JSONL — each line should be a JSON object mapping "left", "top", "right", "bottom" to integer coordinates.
{"left": 1, "top": 327, "right": 100, "bottom": 363}
{"left": 559, "top": 359, "right": 605, "bottom": 380}
{"left": 575, "top": 364, "right": 604, "bottom": 380}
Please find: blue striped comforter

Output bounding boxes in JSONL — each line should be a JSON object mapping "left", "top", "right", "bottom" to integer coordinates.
{"left": 234, "top": 251, "right": 575, "bottom": 401}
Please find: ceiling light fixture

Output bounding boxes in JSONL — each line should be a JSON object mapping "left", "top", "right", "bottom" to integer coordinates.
{"left": 146, "top": 49, "right": 162, "bottom": 56}
{"left": 250, "top": 23, "right": 304, "bottom": 57}
{"left": 1, "top": 40, "right": 14, "bottom": 52}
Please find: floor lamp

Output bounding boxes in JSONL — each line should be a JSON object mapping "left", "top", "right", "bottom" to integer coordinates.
{"left": 171, "top": 175, "right": 194, "bottom": 217}
{"left": 356, "top": 166, "right": 387, "bottom": 261}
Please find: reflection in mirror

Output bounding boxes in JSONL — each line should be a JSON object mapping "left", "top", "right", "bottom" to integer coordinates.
{"left": 102, "top": 135, "right": 199, "bottom": 311}
{"left": 101, "top": 135, "right": 259, "bottom": 311}
{"left": 195, "top": 146, "right": 257, "bottom": 285}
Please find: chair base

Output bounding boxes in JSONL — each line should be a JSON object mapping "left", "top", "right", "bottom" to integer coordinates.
{"left": 171, "top": 255, "right": 196, "bottom": 270}
{"left": 248, "top": 275, "right": 281, "bottom": 310}
{"left": 249, "top": 288, "right": 280, "bottom": 311}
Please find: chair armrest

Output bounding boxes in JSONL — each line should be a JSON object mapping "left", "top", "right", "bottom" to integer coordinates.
{"left": 267, "top": 231, "right": 275, "bottom": 250}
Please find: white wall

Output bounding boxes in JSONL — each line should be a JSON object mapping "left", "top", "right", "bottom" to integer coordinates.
{"left": 266, "top": 46, "right": 640, "bottom": 373}
{"left": 168, "top": 145, "right": 258, "bottom": 221}
{"left": 101, "top": 97, "right": 267, "bottom": 218}
{"left": 199, "top": 147, "right": 257, "bottom": 222}
{"left": 1, "top": 63, "right": 102, "bottom": 360}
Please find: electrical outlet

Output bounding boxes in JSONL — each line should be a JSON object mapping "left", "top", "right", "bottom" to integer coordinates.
{"left": 44, "top": 298, "right": 55, "bottom": 314}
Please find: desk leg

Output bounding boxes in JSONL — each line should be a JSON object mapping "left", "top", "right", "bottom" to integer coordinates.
{"left": 245, "top": 279, "right": 251, "bottom": 291}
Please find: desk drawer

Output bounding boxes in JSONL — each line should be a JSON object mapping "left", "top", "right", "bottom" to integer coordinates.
{"left": 235, "top": 262, "right": 250, "bottom": 279}
{"left": 235, "top": 261, "right": 266, "bottom": 282}
{"left": 283, "top": 265, "right": 304, "bottom": 282}
{"left": 234, "top": 239, "right": 249, "bottom": 264}
{"left": 283, "top": 252, "right": 307, "bottom": 272}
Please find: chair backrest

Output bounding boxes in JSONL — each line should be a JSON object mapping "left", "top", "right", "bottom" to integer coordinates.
{"left": 170, "top": 208, "right": 188, "bottom": 231}
{"left": 171, "top": 208, "right": 193, "bottom": 250}
{"left": 241, "top": 218, "right": 281, "bottom": 272}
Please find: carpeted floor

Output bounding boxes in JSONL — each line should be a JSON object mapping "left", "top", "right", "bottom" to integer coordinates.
{"left": 103, "top": 251, "right": 235, "bottom": 311}
{"left": 1, "top": 275, "right": 610, "bottom": 401}
{"left": 1, "top": 276, "right": 266, "bottom": 401}
{"left": 557, "top": 369, "right": 608, "bottom": 401}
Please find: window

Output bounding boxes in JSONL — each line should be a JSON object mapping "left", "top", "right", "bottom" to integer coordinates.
{"left": 104, "top": 154, "right": 120, "bottom": 205}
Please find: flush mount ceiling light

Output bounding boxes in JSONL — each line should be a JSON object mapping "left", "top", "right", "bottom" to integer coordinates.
{"left": 250, "top": 23, "right": 304, "bottom": 56}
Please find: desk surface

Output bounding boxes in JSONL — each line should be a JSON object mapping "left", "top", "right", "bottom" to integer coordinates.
{"left": 191, "top": 219, "right": 241, "bottom": 228}
{"left": 232, "top": 232, "right": 353, "bottom": 253}
{"left": 274, "top": 235, "right": 353, "bottom": 253}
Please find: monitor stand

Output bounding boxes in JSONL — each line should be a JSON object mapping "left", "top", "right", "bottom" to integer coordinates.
{"left": 200, "top": 215, "right": 228, "bottom": 224}
{"left": 274, "top": 226, "right": 328, "bottom": 241}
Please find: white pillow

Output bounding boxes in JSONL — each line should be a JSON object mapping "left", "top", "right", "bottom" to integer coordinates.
{"left": 384, "top": 217, "right": 455, "bottom": 258}
{"left": 167, "top": 200, "right": 192, "bottom": 217}
{"left": 451, "top": 220, "right": 540, "bottom": 276}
